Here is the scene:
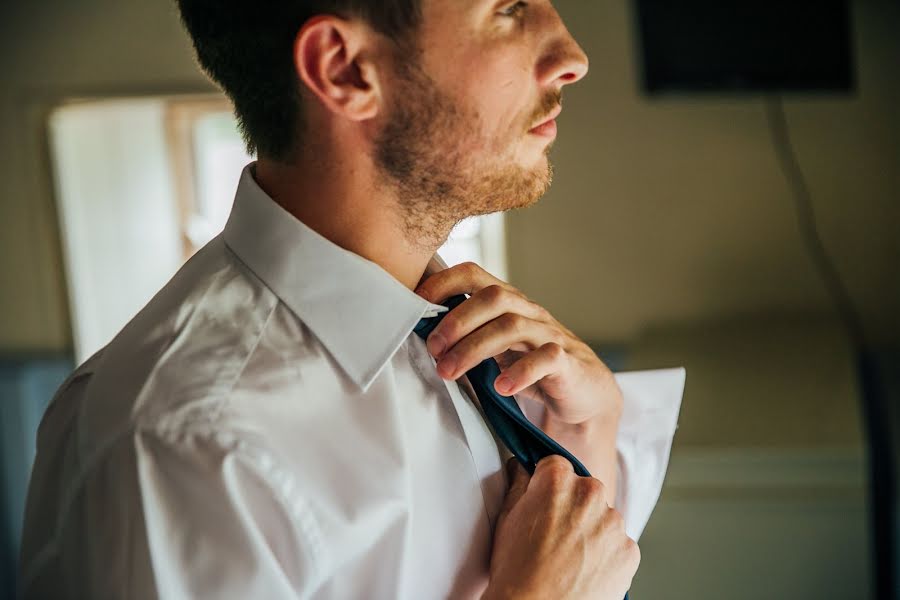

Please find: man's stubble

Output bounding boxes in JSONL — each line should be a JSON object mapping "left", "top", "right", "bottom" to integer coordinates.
{"left": 374, "top": 44, "right": 558, "bottom": 252}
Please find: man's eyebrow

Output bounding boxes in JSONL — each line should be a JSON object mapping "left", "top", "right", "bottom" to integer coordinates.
{"left": 480, "top": 0, "right": 509, "bottom": 13}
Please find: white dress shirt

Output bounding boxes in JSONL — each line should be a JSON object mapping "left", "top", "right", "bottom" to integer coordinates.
{"left": 20, "top": 163, "right": 684, "bottom": 599}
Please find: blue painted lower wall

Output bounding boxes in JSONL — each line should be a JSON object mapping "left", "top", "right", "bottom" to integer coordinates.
{"left": 0, "top": 356, "right": 73, "bottom": 599}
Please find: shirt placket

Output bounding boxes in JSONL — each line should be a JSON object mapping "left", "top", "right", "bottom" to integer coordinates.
{"left": 407, "top": 333, "right": 507, "bottom": 533}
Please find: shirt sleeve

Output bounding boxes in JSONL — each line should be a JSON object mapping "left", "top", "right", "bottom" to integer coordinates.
{"left": 611, "top": 368, "right": 685, "bottom": 541}
{"left": 133, "top": 427, "right": 323, "bottom": 598}
{"left": 516, "top": 367, "right": 685, "bottom": 542}
{"left": 23, "top": 426, "right": 322, "bottom": 599}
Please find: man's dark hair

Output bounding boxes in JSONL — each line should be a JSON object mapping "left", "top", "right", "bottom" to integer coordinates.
{"left": 175, "top": 1, "right": 423, "bottom": 161}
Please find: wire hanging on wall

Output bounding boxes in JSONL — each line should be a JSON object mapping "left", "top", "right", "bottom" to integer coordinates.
{"left": 764, "top": 95, "right": 867, "bottom": 349}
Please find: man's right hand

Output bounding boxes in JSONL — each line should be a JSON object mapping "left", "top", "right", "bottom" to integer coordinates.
{"left": 484, "top": 455, "right": 640, "bottom": 600}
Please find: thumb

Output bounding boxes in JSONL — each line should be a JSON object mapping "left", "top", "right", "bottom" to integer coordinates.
{"left": 497, "top": 457, "right": 529, "bottom": 525}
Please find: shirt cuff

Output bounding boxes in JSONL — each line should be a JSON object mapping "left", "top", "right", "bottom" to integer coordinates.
{"left": 515, "top": 367, "right": 684, "bottom": 541}
{"left": 613, "top": 367, "right": 685, "bottom": 541}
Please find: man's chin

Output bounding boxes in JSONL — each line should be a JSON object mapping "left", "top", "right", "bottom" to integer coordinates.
{"left": 503, "top": 172, "right": 552, "bottom": 211}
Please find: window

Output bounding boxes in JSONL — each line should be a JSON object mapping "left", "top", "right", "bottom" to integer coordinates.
{"left": 165, "top": 97, "right": 253, "bottom": 260}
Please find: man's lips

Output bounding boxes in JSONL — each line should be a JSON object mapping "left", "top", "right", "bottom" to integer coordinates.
{"left": 529, "top": 106, "right": 562, "bottom": 136}
{"left": 529, "top": 119, "right": 557, "bottom": 138}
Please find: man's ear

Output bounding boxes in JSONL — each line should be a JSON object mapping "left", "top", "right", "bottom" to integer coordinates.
{"left": 294, "top": 15, "right": 383, "bottom": 122}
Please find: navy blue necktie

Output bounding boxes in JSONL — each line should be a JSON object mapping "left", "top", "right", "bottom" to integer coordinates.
{"left": 414, "top": 293, "right": 591, "bottom": 477}
{"left": 415, "top": 293, "right": 630, "bottom": 600}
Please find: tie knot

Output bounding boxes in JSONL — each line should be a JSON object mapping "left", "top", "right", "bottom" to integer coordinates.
{"left": 413, "top": 315, "right": 438, "bottom": 339}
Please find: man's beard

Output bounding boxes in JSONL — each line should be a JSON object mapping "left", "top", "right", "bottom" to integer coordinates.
{"left": 374, "top": 46, "right": 557, "bottom": 250}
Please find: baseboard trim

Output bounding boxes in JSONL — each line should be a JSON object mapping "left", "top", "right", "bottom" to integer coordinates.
{"left": 661, "top": 446, "right": 866, "bottom": 501}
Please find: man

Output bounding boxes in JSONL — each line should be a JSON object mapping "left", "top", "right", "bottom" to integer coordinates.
{"left": 20, "top": 1, "right": 684, "bottom": 598}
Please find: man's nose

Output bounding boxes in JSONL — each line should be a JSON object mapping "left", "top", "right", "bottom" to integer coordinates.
{"left": 539, "top": 11, "right": 589, "bottom": 88}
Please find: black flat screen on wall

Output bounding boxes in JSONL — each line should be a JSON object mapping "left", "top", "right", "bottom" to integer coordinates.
{"left": 635, "top": 0, "right": 855, "bottom": 93}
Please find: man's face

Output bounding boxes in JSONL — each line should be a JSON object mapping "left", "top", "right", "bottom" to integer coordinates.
{"left": 373, "top": 0, "right": 588, "bottom": 235}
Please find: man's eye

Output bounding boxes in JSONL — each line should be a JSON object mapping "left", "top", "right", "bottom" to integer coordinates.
{"left": 500, "top": 1, "right": 528, "bottom": 18}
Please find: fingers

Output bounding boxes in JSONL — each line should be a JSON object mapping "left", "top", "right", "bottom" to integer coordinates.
{"left": 435, "top": 317, "right": 567, "bottom": 381}
{"left": 533, "top": 453, "right": 574, "bottom": 478}
{"left": 508, "top": 457, "right": 530, "bottom": 493}
{"left": 492, "top": 453, "right": 640, "bottom": 596}
{"left": 497, "top": 457, "right": 530, "bottom": 526}
{"left": 416, "top": 261, "right": 523, "bottom": 305}
{"left": 525, "top": 455, "right": 568, "bottom": 507}
{"left": 603, "top": 510, "right": 641, "bottom": 583}
{"left": 491, "top": 342, "right": 572, "bottom": 397}
{"left": 425, "top": 284, "right": 547, "bottom": 359}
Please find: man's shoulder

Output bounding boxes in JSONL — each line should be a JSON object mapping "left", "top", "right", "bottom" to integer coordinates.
{"left": 48, "top": 240, "right": 287, "bottom": 459}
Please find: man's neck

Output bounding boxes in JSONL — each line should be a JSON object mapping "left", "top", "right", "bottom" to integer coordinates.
{"left": 254, "top": 152, "right": 449, "bottom": 292}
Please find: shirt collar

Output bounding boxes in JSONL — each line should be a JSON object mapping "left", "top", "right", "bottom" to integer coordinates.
{"left": 222, "top": 162, "right": 450, "bottom": 393}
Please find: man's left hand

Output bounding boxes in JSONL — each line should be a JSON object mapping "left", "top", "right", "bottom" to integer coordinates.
{"left": 415, "top": 261, "right": 623, "bottom": 428}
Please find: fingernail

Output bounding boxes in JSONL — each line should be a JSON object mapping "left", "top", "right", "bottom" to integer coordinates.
{"left": 495, "top": 376, "right": 513, "bottom": 394}
{"left": 428, "top": 334, "right": 446, "bottom": 358}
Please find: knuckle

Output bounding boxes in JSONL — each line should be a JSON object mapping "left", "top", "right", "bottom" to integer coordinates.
{"left": 542, "top": 453, "right": 573, "bottom": 470}
{"left": 601, "top": 507, "right": 625, "bottom": 532}
{"left": 518, "top": 362, "right": 537, "bottom": 384}
{"left": 603, "top": 506, "right": 626, "bottom": 531}
{"left": 462, "top": 261, "right": 481, "bottom": 277}
{"left": 580, "top": 477, "right": 606, "bottom": 500}
{"left": 544, "top": 470, "right": 567, "bottom": 491}
{"left": 483, "top": 284, "right": 506, "bottom": 304}
{"left": 556, "top": 331, "right": 574, "bottom": 348}
{"left": 535, "top": 454, "right": 574, "bottom": 486}
{"left": 530, "top": 300, "right": 549, "bottom": 319}
{"left": 624, "top": 537, "right": 641, "bottom": 568}
{"left": 542, "top": 342, "right": 565, "bottom": 360}
{"left": 500, "top": 312, "right": 527, "bottom": 333}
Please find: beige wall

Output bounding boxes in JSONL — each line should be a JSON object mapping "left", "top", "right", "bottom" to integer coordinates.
{"left": 628, "top": 316, "right": 865, "bottom": 447}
